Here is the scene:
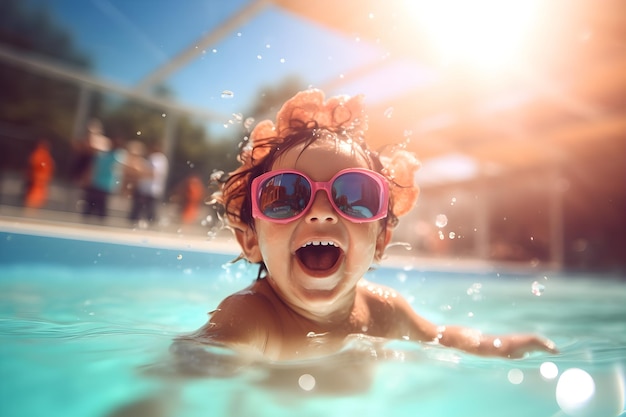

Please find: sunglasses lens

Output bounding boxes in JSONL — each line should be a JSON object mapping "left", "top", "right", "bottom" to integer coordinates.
{"left": 332, "top": 172, "right": 382, "bottom": 219}
{"left": 258, "top": 173, "right": 311, "bottom": 219}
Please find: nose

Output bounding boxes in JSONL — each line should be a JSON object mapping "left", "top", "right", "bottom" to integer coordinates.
{"left": 305, "top": 190, "right": 338, "bottom": 224}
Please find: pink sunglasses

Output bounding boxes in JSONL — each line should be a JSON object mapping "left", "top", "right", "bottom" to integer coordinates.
{"left": 251, "top": 168, "right": 389, "bottom": 223}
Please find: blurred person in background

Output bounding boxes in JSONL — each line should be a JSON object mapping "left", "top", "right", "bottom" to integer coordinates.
{"left": 82, "top": 137, "right": 127, "bottom": 220}
{"left": 129, "top": 141, "right": 169, "bottom": 226}
{"left": 121, "top": 140, "right": 147, "bottom": 198}
{"left": 23, "top": 138, "right": 55, "bottom": 210}
{"left": 70, "top": 118, "right": 111, "bottom": 184}
{"left": 171, "top": 174, "right": 205, "bottom": 224}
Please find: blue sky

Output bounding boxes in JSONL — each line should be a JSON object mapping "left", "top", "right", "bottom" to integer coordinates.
{"left": 31, "top": 0, "right": 428, "bottom": 133}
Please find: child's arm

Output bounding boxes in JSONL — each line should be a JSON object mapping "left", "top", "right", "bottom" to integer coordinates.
{"left": 388, "top": 289, "right": 558, "bottom": 358}
{"left": 434, "top": 325, "right": 558, "bottom": 358}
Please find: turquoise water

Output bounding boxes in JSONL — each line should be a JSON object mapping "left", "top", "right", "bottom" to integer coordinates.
{"left": 1, "top": 230, "right": 625, "bottom": 417}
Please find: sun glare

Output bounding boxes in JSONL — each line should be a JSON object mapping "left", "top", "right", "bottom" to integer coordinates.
{"left": 406, "top": 0, "right": 540, "bottom": 73}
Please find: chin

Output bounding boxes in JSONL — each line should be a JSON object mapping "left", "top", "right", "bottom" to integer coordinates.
{"left": 294, "top": 276, "right": 353, "bottom": 308}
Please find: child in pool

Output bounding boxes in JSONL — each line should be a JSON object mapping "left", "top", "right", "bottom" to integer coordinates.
{"left": 187, "top": 89, "right": 557, "bottom": 362}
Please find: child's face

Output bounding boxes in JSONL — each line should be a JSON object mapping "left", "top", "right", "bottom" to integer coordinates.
{"left": 246, "top": 138, "right": 390, "bottom": 319}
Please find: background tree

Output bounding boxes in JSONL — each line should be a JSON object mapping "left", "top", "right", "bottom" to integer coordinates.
{"left": 0, "top": 0, "right": 94, "bottom": 175}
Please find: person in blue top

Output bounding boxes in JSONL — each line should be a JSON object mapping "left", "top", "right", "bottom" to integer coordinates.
{"left": 82, "top": 137, "right": 127, "bottom": 220}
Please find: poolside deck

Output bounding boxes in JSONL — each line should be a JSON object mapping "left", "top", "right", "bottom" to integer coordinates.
{"left": 0, "top": 204, "right": 240, "bottom": 255}
{"left": 0, "top": 203, "right": 543, "bottom": 274}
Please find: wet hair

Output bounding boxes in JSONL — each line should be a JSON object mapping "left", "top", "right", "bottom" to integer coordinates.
{"left": 222, "top": 124, "right": 398, "bottom": 233}
{"left": 213, "top": 89, "right": 420, "bottom": 274}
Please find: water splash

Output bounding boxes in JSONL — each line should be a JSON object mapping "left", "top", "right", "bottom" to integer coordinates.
{"left": 435, "top": 214, "right": 448, "bottom": 228}
{"left": 386, "top": 242, "right": 412, "bottom": 251}
{"left": 243, "top": 117, "right": 255, "bottom": 131}
{"left": 531, "top": 281, "right": 545, "bottom": 296}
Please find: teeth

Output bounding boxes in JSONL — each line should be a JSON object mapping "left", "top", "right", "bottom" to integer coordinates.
{"left": 301, "top": 241, "right": 339, "bottom": 248}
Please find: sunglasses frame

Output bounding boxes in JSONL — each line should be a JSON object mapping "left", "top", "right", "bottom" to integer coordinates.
{"left": 251, "top": 168, "right": 389, "bottom": 224}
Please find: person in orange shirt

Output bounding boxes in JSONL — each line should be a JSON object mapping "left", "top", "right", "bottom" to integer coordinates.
{"left": 24, "top": 139, "right": 55, "bottom": 209}
{"left": 181, "top": 175, "right": 204, "bottom": 224}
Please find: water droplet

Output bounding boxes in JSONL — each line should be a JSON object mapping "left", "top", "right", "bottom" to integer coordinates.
{"left": 493, "top": 338, "right": 502, "bottom": 348}
{"left": 466, "top": 282, "right": 482, "bottom": 295}
{"left": 161, "top": 113, "right": 166, "bottom": 118}
{"left": 176, "top": 254, "right": 183, "bottom": 260}
{"left": 448, "top": 231, "right": 456, "bottom": 239}
{"left": 243, "top": 117, "right": 255, "bottom": 130}
{"left": 435, "top": 214, "right": 448, "bottom": 228}
{"left": 210, "top": 170, "right": 224, "bottom": 182}
{"left": 298, "top": 374, "right": 316, "bottom": 391}
{"left": 531, "top": 281, "right": 545, "bottom": 296}
{"left": 221, "top": 90, "right": 234, "bottom": 99}
{"left": 556, "top": 368, "right": 595, "bottom": 415}
{"left": 540, "top": 362, "right": 559, "bottom": 380}
{"left": 436, "top": 325, "right": 446, "bottom": 341}
{"left": 136, "top": 131, "right": 142, "bottom": 136}
{"left": 508, "top": 368, "right": 524, "bottom": 384}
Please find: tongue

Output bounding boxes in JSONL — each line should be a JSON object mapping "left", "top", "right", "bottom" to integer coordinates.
{"left": 297, "top": 245, "right": 340, "bottom": 271}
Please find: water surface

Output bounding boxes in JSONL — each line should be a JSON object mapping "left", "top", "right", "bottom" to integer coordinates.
{"left": 1, "top": 230, "right": 625, "bottom": 417}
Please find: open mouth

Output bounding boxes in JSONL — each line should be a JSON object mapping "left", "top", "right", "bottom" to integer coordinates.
{"left": 296, "top": 241, "right": 343, "bottom": 275}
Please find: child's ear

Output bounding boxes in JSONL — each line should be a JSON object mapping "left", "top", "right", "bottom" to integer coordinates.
{"left": 375, "top": 227, "right": 393, "bottom": 262}
{"left": 234, "top": 226, "right": 262, "bottom": 263}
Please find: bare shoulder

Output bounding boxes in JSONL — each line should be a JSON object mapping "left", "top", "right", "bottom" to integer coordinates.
{"left": 214, "top": 289, "right": 276, "bottom": 322}
{"left": 356, "top": 279, "right": 404, "bottom": 308}
{"left": 356, "top": 279, "right": 437, "bottom": 340}
{"left": 191, "top": 281, "right": 280, "bottom": 353}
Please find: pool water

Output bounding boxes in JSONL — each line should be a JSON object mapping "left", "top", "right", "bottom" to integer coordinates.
{"left": 1, "top": 229, "right": 625, "bottom": 417}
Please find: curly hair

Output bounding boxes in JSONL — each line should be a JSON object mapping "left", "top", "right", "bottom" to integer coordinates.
{"left": 213, "top": 89, "right": 420, "bottom": 268}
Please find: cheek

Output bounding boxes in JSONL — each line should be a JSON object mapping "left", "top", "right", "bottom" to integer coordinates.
{"left": 351, "top": 224, "right": 383, "bottom": 255}
{"left": 255, "top": 223, "right": 293, "bottom": 259}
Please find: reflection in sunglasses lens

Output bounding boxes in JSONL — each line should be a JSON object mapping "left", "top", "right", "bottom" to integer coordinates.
{"left": 333, "top": 173, "right": 379, "bottom": 219}
{"left": 260, "top": 174, "right": 311, "bottom": 219}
